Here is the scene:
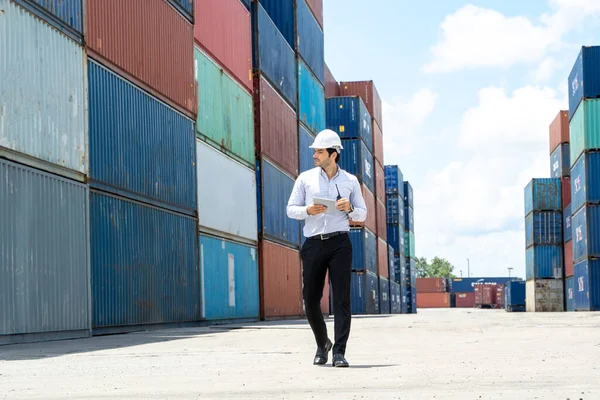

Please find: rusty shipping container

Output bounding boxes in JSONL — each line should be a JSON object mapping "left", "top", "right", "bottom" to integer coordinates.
{"left": 375, "top": 160, "right": 385, "bottom": 202}
{"left": 324, "top": 63, "right": 340, "bottom": 97}
{"left": 496, "top": 285, "right": 505, "bottom": 308}
{"left": 417, "top": 293, "right": 450, "bottom": 308}
{"left": 86, "top": 0, "right": 196, "bottom": 118}
{"left": 194, "top": 0, "right": 252, "bottom": 92}
{"left": 565, "top": 240, "right": 574, "bottom": 277}
{"left": 373, "top": 122, "right": 384, "bottom": 165}
{"left": 377, "top": 237, "right": 389, "bottom": 279}
{"left": 455, "top": 292, "right": 475, "bottom": 308}
{"left": 549, "top": 110, "right": 569, "bottom": 154}
{"left": 340, "top": 81, "right": 383, "bottom": 131}
{"left": 255, "top": 75, "right": 299, "bottom": 177}
{"left": 260, "top": 240, "right": 303, "bottom": 318}
{"left": 417, "top": 277, "right": 447, "bottom": 293}
{"left": 350, "top": 184, "right": 376, "bottom": 234}
{"left": 526, "top": 279, "right": 564, "bottom": 312}
{"left": 305, "top": 0, "right": 323, "bottom": 28}
{"left": 376, "top": 198, "right": 387, "bottom": 240}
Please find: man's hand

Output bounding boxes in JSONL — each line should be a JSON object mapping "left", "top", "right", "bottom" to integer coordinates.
{"left": 336, "top": 198, "right": 352, "bottom": 212}
{"left": 307, "top": 202, "right": 327, "bottom": 216}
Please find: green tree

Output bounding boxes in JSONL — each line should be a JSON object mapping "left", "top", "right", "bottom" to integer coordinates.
{"left": 415, "top": 257, "right": 457, "bottom": 279}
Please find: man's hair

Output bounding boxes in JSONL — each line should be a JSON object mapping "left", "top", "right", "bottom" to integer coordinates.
{"left": 326, "top": 148, "right": 340, "bottom": 163}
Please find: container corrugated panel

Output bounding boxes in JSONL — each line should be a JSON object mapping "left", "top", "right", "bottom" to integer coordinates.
{"left": 200, "top": 235, "right": 259, "bottom": 320}
{"left": 526, "top": 279, "right": 564, "bottom": 312}
{"left": 350, "top": 271, "right": 379, "bottom": 315}
{"left": 455, "top": 293, "right": 475, "bottom": 308}
{"left": 0, "top": 1, "right": 87, "bottom": 175}
{"left": 349, "top": 184, "right": 377, "bottom": 234}
{"left": 90, "top": 191, "right": 200, "bottom": 328}
{"left": 524, "top": 211, "right": 563, "bottom": 247}
{"left": 257, "top": 0, "right": 294, "bottom": 49}
{"left": 257, "top": 159, "right": 301, "bottom": 248}
{"left": 88, "top": 61, "right": 197, "bottom": 215}
{"left": 385, "top": 165, "right": 405, "bottom": 197}
{"left": 505, "top": 281, "right": 526, "bottom": 308}
{"left": 298, "top": 59, "right": 325, "bottom": 135}
{"left": 572, "top": 205, "right": 600, "bottom": 262}
{"left": 524, "top": 178, "right": 562, "bottom": 216}
{"left": 299, "top": 125, "right": 316, "bottom": 173}
{"left": 405, "top": 231, "right": 416, "bottom": 258}
{"left": 564, "top": 204, "right": 573, "bottom": 242}
{"left": 348, "top": 228, "right": 377, "bottom": 273}
{"left": 194, "top": 0, "right": 251, "bottom": 92}
{"left": 0, "top": 159, "right": 90, "bottom": 338}
{"left": 305, "top": 0, "right": 323, "bottom": 29}
{"left": 324, "top": 62, "right": 340, "bottom": 97}
{"left": 376, "top": 198, "right": 387, "bottom": 240}
{"left": 260, "top": 240, "right": 303, "bottom": 318}
{"left": 374, "top": 161, "right": 385, "bottom": 202}
{"left": 573, "top": 259, "right": 600, "bottom": 311}
{"left": 565, "top": 240, "right": 574, "bottom": 277}
{"left": 405, "top": 205, "right": 415, "bottom": 232}
{"left": 13, "top": 0, "right": 83, "bottom": 41}
{"left": 390, "top": 281, "right": 401, "bottom": 314}
{"left": 417, "top": 293, "right": 450, "bottom": 308}
{"left": 404, "top": 181, "right": 414, "bottom": 207}
{"left": 568, "top": 46, "right": 600, "bottom": 121}
{"left": 339, "top": 81, "right": 383, "bottom": 131}
{"left": 386, "top": 223, "right": 403, "bottom": 256}
{"left": 326, "top": 97, "right": 373, "bottom": 152}
{"left": 562, "top": 177, "right": 571, "bottom": 208}
{"left": 387, "top": 244, "right": 396, "bottom": 282}
{"left": 386, "top": 194, "right": 405, "bottom": 225}
{"left": 549, "top": 110, "right": 569, "bottom": 154}
{"left": 86, "top": 0, "right": 196, "bottom": 118}
{"left": 451, "top": 277, "right": 520, "bottom": 293}
{"left": 296, "top": 0, "right": 324, "bottom": 84}
{"left": 167, "top": 0, "right": 194, "bottom": 22}
{"left": 255, "top": 75, "right": 299, "bottom": 177}
{"left": 550, "top": 143, "right": 570, "bottom": 178}
{"left": 525, "top": 245, "right": 563, "bottom": 280}
{"left": 379, "top": 277, "right": 390, "bottom": 314}
{"left": 569, "top": 99, "right": 600, "bottom": 166}
{"left": 565, "top": 276, "right": 576, "bottom": 311}
{"left": 417, "top": 278, "right": 447, "bottom": 294}
{"left": 571, "top": 151, "right": 600, "bottom": 213}
{"left": 373, "top": 121, "right": 384, "bottom": 164}
{"left": 377, "top": 237, "right": 389, "bottom": 278}
{"left": 196, "top": 140, "right": 258, "bottom": 242}
{"left": 195, "top": 48, "right": 254, "bottom": 168}
{"left": 339, "top": 139, "right": 374, "bottom": 193}
{"left": 252, "top": 3, "right": 297, "bottom": 109}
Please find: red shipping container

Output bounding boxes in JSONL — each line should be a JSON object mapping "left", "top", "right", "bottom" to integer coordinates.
{"left": 416, "top": 277, "right": 447, "bottom": 293}
{"left": 476, "top": 283, "right": 498, "bottom": 306}
{"left": 474, "top": 284, "right": 483, "bottom": 305}
{"left": 339, "top": 81, "right": 383, "bottom": 131}
{"left": 417, "top": 293, "right": 450, "bottom": 308}
{"left": 565, "top": 240, "right": 574, "bottom": 277}
{"left": 260, "top": 240, "right": 303, "bottom": 318}
{"left": 377, "top": 237, "right": 389, "bottom": 278}
{"left": 376, "top": 198, "right": 386, "bottom": 240}
{"left": 373, "top": 121, "right": 384, "bottom": 164}
{"left": 255, "top": 75, "right": 299, "bottom": 177}
{"left": 86, "top": 0, "right": 196, "bottom": 118}
{"left": 324, "top": 63, "right": 340, "bottom": 97}
{"left": 455, "top": 292, "right": 475, "bottom": 308}
{"left": 562, "top": 177, "right": 571, "bottom": 207}
{"left": 194, "top": 0, "right": 252, "bottom": 92}
{"left": 549, "top": 110, "right": 569, "bottom": 154}
{"left": 496, "top": 285, "right": 505, "bottom": 308}
{"left": 306, "top": 0, "right": 323, "bottom": 29}
{"left": 350, "top": 184, "right": 376, "bottom": 234}
{"left": 374, "top": 160, "right": 385, "bottom": 202}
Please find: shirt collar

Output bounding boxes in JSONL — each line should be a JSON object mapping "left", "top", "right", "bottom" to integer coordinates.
{"left": 320, "top": 166, "right": 341, "bottom": 180}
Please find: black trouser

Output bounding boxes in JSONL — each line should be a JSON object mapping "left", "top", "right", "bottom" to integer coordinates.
{"left": 301, "top": 233, "right": 352, "bottom": 355}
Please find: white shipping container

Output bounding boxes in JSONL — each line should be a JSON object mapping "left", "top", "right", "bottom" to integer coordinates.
{"left": 526, "top": 279, "right": 564, "bottom": 312}
{"left": 196, "top": 140, "right": 258, "bottom": 242}
{"left": 0, "top": 0, "right": 87, "bottom": 175}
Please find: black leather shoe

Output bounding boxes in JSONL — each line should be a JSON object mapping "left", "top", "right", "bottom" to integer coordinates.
{"left": 332, "top": 353, "right": 349, "bottom": 368}
{"left": 313, "top": 339, "right": 333, "bottom": 365}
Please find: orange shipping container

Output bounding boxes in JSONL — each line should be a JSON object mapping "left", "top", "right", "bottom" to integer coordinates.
{"left": 565, "top": 240, "right": 574, "bottom": 277}
{"left": 417, "top": 293, "right": 450, "bottom": 308}
{"left": 260, "top": 240, "right": 303, "bottom": 318}
{"left": 416, "top": 277, "right": 447, "bottom": 293}
{"left": 549, "top": 110, "right": 569, "bottom": 154}
{"left": 376, "top": 198, "right": 386, "bottom": 240}
{"left": 373, "top": 122, "right": 384, "bottom": 165}
{"left": 350, "top": 184, "right": 376, "bottom": 234}
{"left": 377, "top": 237, "right": 389, "bottom": 278}
{"left": 374, "top": 160, "right": 385, "bottom": 202}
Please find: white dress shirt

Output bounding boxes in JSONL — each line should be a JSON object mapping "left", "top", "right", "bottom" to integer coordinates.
{"left": 286, "top": 166, "right": 368, "bottom": 238}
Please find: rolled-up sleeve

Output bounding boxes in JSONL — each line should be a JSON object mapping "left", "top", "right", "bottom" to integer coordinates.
{"left": 348, "top": 178, "right": 367, "bottom": 222}
{"left": 286, "top": 176, "right": 308, "bottom": 220}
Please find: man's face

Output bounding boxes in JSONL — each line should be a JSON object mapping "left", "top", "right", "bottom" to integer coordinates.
{"left": 313, "top": 148, "right": 335, "bottom": 168}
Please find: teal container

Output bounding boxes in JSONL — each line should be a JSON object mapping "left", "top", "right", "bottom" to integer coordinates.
{"left": 298, "top": 58, "right": 325, "bottom": 135}
{"left": 569, "top": 99, "right": 600, "bottom": 167}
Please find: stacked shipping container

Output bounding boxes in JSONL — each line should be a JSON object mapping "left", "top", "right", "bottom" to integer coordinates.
{"left": 416, "top": 278, "right": 449, "bottom": 308}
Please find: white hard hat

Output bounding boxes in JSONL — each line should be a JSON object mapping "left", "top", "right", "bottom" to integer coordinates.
{"left": 309, "top": 129, "right": 344, "bottom": 151}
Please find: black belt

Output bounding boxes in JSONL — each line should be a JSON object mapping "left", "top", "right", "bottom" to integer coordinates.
{"left": 307, "top": 231, "right": 348, "bottom": 241}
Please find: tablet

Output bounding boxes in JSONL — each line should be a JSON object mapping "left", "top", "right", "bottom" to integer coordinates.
{"left": 312, "top": 196, "right": 338, "bottom": 215}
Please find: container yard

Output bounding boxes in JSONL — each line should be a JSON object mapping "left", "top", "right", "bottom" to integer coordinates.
{"left": 3, "top": 0, "right": 600, "bottom": 397}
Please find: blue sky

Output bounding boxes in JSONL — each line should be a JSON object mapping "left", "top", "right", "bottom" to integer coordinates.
{"left": 323, "top": 0, "right": 600, "bottom": 278}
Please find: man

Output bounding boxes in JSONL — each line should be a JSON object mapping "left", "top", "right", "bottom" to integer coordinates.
{"left": 286, "top": 129, "right": 367, "bottom": 368}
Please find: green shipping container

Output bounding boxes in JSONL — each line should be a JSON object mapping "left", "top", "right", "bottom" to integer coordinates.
{"left": 570, "top": 99, "right": 600, "bottom": 167}
{"left": 404, "top": 231, "right": 416, "bottom": 258}
{"left": 195, "top": 47, "right": 254, "bottom": 168}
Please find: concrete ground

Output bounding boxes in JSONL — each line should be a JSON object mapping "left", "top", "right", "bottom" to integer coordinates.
{"left": 1, "top": 309, "right": 600, "bottom": 400}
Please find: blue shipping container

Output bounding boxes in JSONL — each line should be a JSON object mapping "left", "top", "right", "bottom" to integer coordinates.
{"left": 571, "top": 151, "right": 600, "bottom": 214}
{"left": 258, "top": 0, "right": 294, "bottom": 49}
{"left": 385, "top": 165, "right": 405, "bottom": 197}
{"left": 326, "top": 97, "right": 373, "bottom": 152}
{"left": 88, "top": 61, "right": 197, "bottom": 215}
{"left": 257, "top": 159, "right": 301, "bottom": 248}
{"left": 299, "top": 125, "right": 316, "bottom": 173}
{"left": 524, "top": 178, "right": 562, "bottom": 216}
{"left": 524, "top": 211, "right": 563, "bottom": 247}
{"left": 565, "top": 276, "right": 575, "bottom": 312}
{"left": 526, "top": 245, "right": 563, "bottom": 280}
{"left": 200, "top": 235, "right": 260, "bottom": 320}
{"left": 252, "top": 3, "right": 297, "bottom": 109}
{"left": 568, "top": 46, "right": 600, "bottom": 121}
{"left": 166, "top": 0, "right": 194, "bottom": 22}
{"left": 406, "top": 257, "right": 416, "bottom": 286}
{"left": 550, "top": 143, "right": 570, "bottom": 178}
{"left": 379, "top": 277, "right": 390, "bottom": 314}
{"left": 564, "top": 204, "right": 573, "bottom": 242}
{"left": 390, "top": 281, "right": 401, "bottom": 314}
{"left": 351, "top": 271, "right": 379, "bottom": 315}
{"left": 339, "top": 139, "right": 375, "bottom": 193}
{"left": 572, "top": 205, "right": 600, "bottom": 262}
{"left": 296, "top": 0, "right": 324, "bottom": 84}
{"left": 405, "top": 204, "right": 415, "bottom": 232}
{"left": 404, "top": 181, "right": 414, "bottom": 207}
{"left": 386, "top": 194, "right": 405, "bottom": 225}
{"left": 240, "top": 0, "right": 250, "bottom": 9}
{"left": 298, "top": 59, "right": 325, "bottom": 135}
{"left": 388, "top": 244, "right": 396, "bottom": 282}
{"left": 574, "top": 258, "right": 600, "bottom": 311}
{"left": 14, "top": 0, "right": 83, "bottom": 41}
{"left": 90, "top": 191, "right": 200, "bottom": 329}
{"left": 504, "top": 280, "right": 526, "bottom": 311}
{"left": 386, "top": 223, "right": 404, "bottom": 256}
{"left": 349, "top": 228, "right": 377, "bottom": 273}
{"left": 450, "top": 277, "right": 520, "bottom": 293}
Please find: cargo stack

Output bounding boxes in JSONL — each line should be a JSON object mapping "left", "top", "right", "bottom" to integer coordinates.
{"left": 524, "top": 178, "right": 565, "bottom": 312}
{"left": 0, "top": 0, "right": 91, "bottom": 344}
{"left": 194, "top": 0, "right": 260, "bottom": 322}
{"left": 450, "top": 277, "right": 516, "bottom": 308}
{"left": 404, "top": 181, "right": 418, "bottom": 313}
{"left": 568, "top": 46, "right": 600, "bottom": 312}
{"left": 416, "top": 278, "right": 449, "bottom": 308}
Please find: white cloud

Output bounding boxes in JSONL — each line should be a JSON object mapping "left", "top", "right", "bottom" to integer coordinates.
{"left": 532, "top": 57, "right": 560, "bottom": 83}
